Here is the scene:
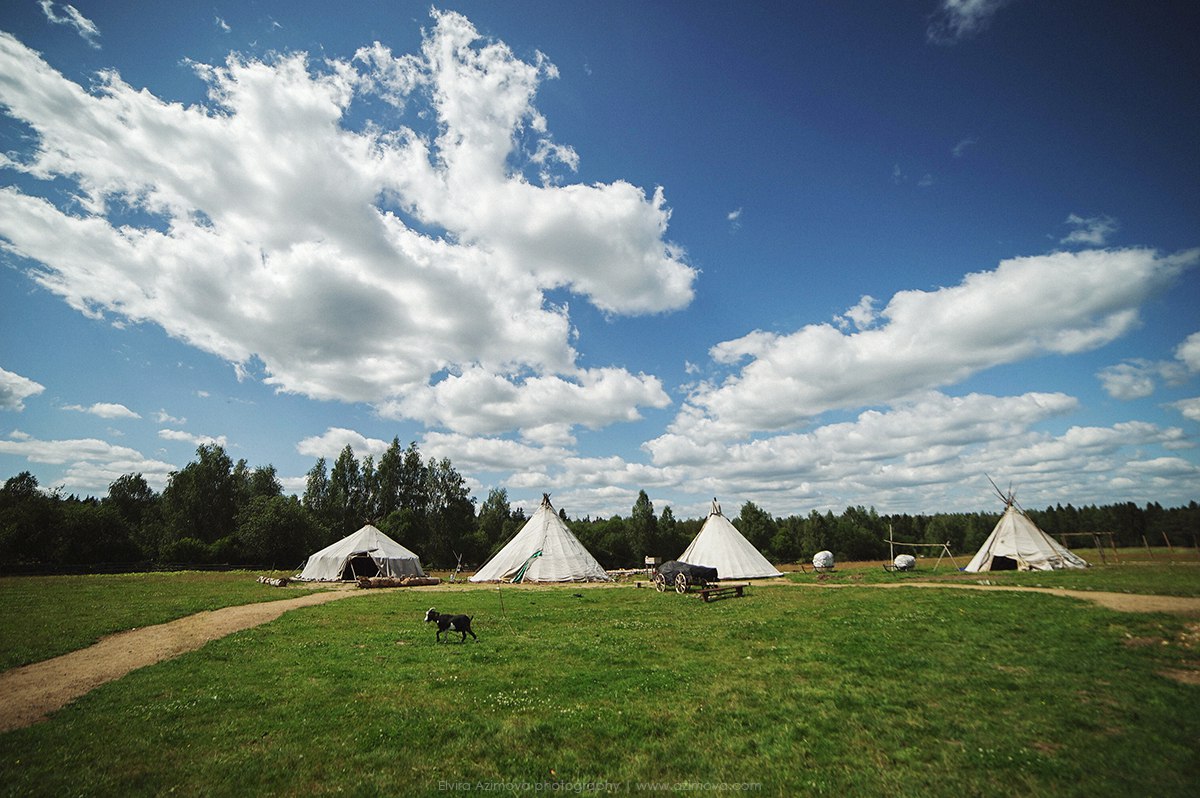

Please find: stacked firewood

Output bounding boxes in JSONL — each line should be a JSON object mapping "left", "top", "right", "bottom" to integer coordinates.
{"left": 355, "top": 575, "right": 442, "bottom": 588}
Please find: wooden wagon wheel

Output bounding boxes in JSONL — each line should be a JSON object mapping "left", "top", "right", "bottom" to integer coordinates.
{"left": 653, "top": 572, "right": 667, "bottom": 592}
{"left": 675, "top": 572, "right": 689, "bottom": 594}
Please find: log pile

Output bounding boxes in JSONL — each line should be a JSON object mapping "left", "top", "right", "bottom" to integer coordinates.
{"left": 356, "top": 575, "right": 442, "bottom": 589}
{"left": 257, "top": 576, "right": 290, "bottom": 587}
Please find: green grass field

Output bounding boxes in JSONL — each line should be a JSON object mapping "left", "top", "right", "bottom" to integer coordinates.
{"left": 1, "top": 565, "right": 1198, "bottom": 796}
{"left": 783, "top": 548, "right": 1200, "bottom": 596}
{"left": 0, "top": 570, "right": 326, "bottom": 670}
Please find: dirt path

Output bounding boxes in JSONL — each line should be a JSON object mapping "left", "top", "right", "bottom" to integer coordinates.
{"left": 3, "top": 579, "right": 1198, "bottom": 734}
{"left": 0, "top": 588, "right": 363, "bottom": 734}
{"left": 802, "top": 580, "right": 1200, "bottom": 614}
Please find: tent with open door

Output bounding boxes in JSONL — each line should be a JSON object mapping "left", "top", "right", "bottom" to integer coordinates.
{"left": 965, "top": 495, "right": 1088, "bottom": 572}
{"left": 470, "top": 494, "right": 611, "bottom": 583}
{"left": 677, "top": 499, "right": 783, "bottom": 579}
{"left": 297, "top": 524, "right": 425, "bottom": 581}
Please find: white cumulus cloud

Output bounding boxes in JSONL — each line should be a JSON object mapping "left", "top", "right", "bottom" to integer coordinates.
{"left": 0, "top": 432, "right": 175, "bottom": 491}
{"left": 158, "top": 429, "right": 228, "bottom": 448}
{"left": 63, "top": 402, "right": 141, "bottom": 419}
{"left": 1096, "top": 362, "right": 1159, "bottom": 401}
{"left": 647, "top": 391, "right": 1078, "bottom": 471}
{"left": 0, "top": 10, "right": 695, "bottom": 440}
{"left": 1062, "top": 213, "right": 1119, "bottom": 246}
{"left": 1168, "top": 397, "right": 1200, "bottom": 423}
{"left": 155, "top": 409, "right": 186, "bottom": 425}
{"left": 380, "top": 366, "right": 670, "bottom": 444}
{"left": 421, "top": 431, "right": 572, "bottom": 473}
{"left": 0, "top": 367, "right": 44, "bottom": 411}
{"left": 549, "top": 390, "right": 1189, "bottom": 516}
{"left": 835, "top": 295, "right": 878, "bottom": 331}
{"left": 295, "top": 427, "right": 390, "bottom": 460}
{"left": 676, "top": 247, "right": 1196, "bottom": 442}
{"left": 1097, "top": 330, "right": 1200, "bottom": 400}
{"left": 1176, "top": 331, "right": 1200, "bottom": 372}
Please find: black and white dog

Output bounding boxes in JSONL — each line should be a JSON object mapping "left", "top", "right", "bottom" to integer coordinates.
{"left": 424, "top": 608, "right": 477, "bottom": 643}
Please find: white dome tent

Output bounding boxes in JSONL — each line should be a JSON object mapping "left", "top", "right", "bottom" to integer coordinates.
{"left": 297, "top": 524, "right": 425, "bottom": 582}
{"left": 677, "top": 499, "right": 783, "bottom": 580}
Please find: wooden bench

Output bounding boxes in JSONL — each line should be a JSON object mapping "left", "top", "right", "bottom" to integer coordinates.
{"left": 698, "top": 584, "right": 747, "bottom": 602}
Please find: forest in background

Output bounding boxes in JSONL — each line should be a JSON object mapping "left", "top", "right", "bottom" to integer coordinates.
{"left": 2, "top": 442, "right": 1197, "bottom": 572}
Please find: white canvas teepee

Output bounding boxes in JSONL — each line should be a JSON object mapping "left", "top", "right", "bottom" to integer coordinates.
{"left": 297, "top": 524, "right": 425, "bottom": 581}
{"left": 965, "top": 496, "right": 1088, "bottom": 572}
{"left": 470, "top": 494, "right": 611, "bottom": 583}
{"left": 678, "top": 499, "right": 783, "bottom": 580}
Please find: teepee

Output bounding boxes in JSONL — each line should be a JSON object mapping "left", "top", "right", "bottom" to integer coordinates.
{"left": 678, "top": 499, "right": 783, "bottom": 579}
{"left": 965, "top": 490, "right": 1088, "bottom": 572}
{"left": 470, "top": 494, "right": 611, "bottom": 583}
{"left": 297, "top": 524, "right": 425, "bottom": 581}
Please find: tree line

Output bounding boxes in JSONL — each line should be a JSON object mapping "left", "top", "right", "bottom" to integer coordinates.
{"left": 1, "top": 441, "right": 1197, "bottom": 572}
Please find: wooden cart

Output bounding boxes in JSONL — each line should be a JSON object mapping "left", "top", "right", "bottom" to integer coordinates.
{"left": 652, "top": 560, "right": 719, "bottom": 594}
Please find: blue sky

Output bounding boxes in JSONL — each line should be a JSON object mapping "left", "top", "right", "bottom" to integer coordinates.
{"left": 1, "top": 0, "right": 1197, "bottom": 519}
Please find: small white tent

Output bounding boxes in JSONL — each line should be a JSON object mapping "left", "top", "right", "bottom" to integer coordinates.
{"left": 965, "top": 499, "right": 1088, "bottom": 572}
{"left": 678, "top": 499, "right": 783, "bottom": 580}
{"left": 470, "top": 494, "right": 611, "bottom": 583}
{"left": 297, "top": 524, "right": 425, "bottom": 581}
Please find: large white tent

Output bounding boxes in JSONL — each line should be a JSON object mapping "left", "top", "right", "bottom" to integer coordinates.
{"left": 470, "top": 494, "right": 611, "bottom": 583}
{"left": 678, "top": 499, "right": 783, "bottom": 580}
{"left": 297, "top": 524, "right": 426, "bottom": 581}
{"left": 965, "top": 500, "right": 1088, "bottom": 572}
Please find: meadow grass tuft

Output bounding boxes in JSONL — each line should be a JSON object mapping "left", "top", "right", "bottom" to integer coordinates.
{"left": 1, "top": 576, "right": 1198, "bottom": 796}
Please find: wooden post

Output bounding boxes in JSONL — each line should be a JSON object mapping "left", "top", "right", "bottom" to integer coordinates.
{"left": 1143, "top": 535, "right": 1154, "bottom": 559}
{"left": 1163, "top": 531, "right": 1175, "bottom": 557}
{"left": 1092, "top": 533, "right": 1106, "bottom": 565}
